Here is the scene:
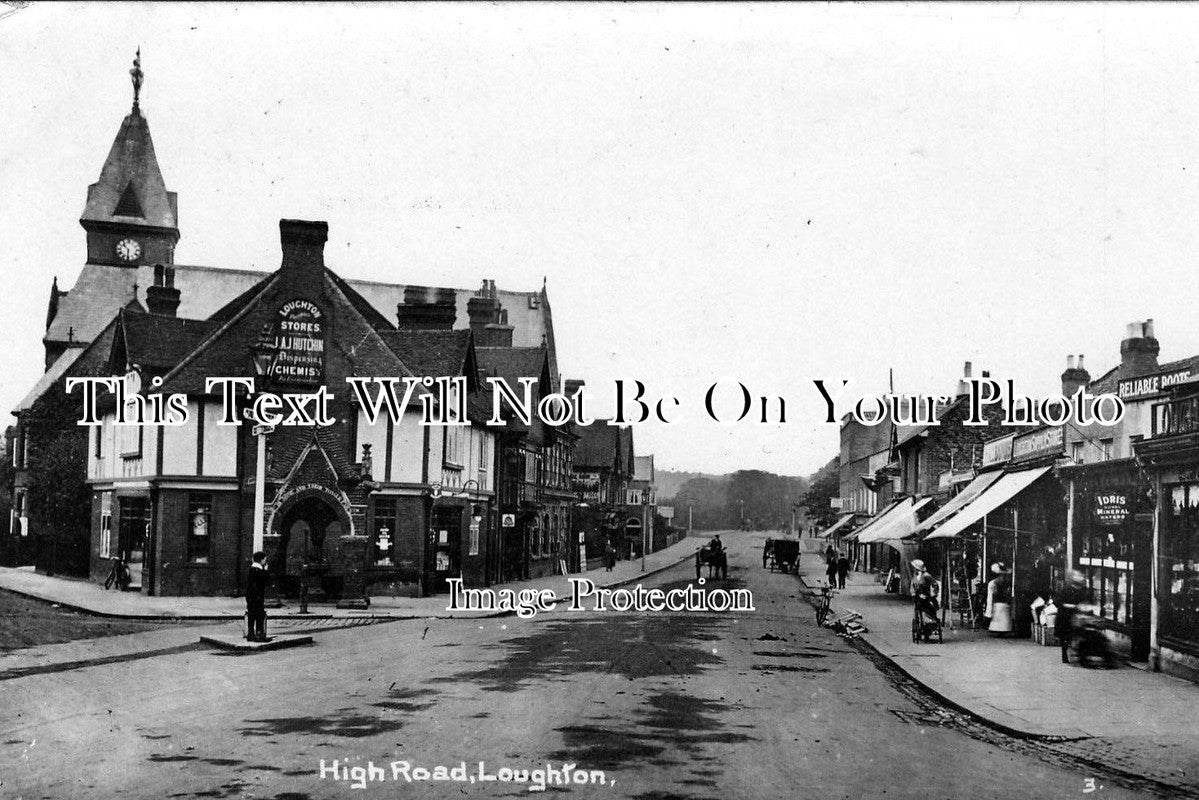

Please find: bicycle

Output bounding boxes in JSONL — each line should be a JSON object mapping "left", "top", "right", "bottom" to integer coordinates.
{"left": 814, "top": 583, "right": 834, "bottom": 627}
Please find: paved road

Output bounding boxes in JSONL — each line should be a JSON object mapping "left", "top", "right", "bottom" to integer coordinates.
{"left": 0, "top": 533, "right": 1156, "bottom": 800}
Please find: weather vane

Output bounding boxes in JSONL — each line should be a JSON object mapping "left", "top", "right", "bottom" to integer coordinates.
{"left": 130, "top": 47, "right": 144, "bottom": 111}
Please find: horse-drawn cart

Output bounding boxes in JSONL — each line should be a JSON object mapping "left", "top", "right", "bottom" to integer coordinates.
{"left": 763, "top": 538, "right": 800, "bottom": 573}
{"left": 696, "top": 543, "right": 728, "bottom": 580}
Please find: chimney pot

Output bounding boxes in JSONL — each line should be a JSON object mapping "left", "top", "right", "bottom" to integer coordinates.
{"left": 1078, "top": 354, "right": 1085, "bottom": 370}
{"left": 1145, "top": 318, "right": 1156, "bottom": 339}
{"left": 1067, "top": 355, "right": 1075, "bottom": 370}
{"left": 964, "top": 361, "right": 972, "bottom": 378}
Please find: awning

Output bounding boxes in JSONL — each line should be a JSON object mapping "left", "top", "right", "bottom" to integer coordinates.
{"left": 912, "top": 470, "right": 1005, "bottom": 537}
{"left": 844, "top": 499, "right": 908, "bottom": 543}
{"left": 819, "top": 513, "right": 856, "bottom": 539}
{"left": 857, "top": 497, "right": 933, "bottom": 544}
{"left": 924, "top": 466, "right": 1053, "bottom": 541}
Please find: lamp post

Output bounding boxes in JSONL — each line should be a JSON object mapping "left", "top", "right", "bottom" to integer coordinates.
{"left": 249, "top": 332, "right": 279, "bottom": 555}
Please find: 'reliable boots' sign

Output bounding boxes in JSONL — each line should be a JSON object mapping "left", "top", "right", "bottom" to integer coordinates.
{"left": 271, "top": 299, "right": 325, "bottom": 385}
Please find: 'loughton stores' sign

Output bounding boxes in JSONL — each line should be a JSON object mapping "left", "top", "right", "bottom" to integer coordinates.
{"left": 272, "top": 300, "right": 325, "bottom": 385}
{"left": 1094, "top": 492, "right": 1130, "bottom": 526}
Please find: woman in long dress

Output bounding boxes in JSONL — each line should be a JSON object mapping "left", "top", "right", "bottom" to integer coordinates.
{"left": 985, "top": 562, "right": 1013, "bottom": 635}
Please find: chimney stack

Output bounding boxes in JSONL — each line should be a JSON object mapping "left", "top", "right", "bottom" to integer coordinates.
{"left": 279, "top": 219, "right": 328, "bottom": 276}
{"left": 1120, "top": 319, "right": 1160, "bottom": 378}
{"left": 396, "top": 285, "right": 457, "bottom": 330}
{"left": 467, "top": 293, "right": 501, "bottom": 334}
{"left": 1061, "top": 353, "right": 1091, "bottom": 397}
{"left": 480, "top": 306, "right": 514, "bottom": 347}
{"left": 955, "top": 361, "right": 973, "bottom": 398}
{"left": 146, "top": 264, "right": 180, "bottom": 316}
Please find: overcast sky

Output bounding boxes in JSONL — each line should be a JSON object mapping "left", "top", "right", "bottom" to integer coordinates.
{"left": 3, "top": 3, "right": 1199, "bottom": 478}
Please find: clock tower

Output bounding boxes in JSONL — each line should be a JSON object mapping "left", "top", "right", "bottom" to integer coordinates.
{"left": 80, "top": 50, "right": 180, "bottom": 268}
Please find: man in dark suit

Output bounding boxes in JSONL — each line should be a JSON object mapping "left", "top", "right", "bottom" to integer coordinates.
{"left": 246, "top": 551, "right": 269, "bottom": 642}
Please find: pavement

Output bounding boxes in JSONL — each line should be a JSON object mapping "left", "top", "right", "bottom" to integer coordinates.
{"left": 798, "top": 559, "right": 1199, "bottom": 741}
{"left": 0, "top": 534, "right": 708, "bottom": 678}
{"left": 0, "top": 533, "right": 705, "bottom": 621}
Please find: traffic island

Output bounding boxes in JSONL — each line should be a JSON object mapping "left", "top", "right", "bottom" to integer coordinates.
{"left": 198, "top": 633, "right": 314, "bottom": 652}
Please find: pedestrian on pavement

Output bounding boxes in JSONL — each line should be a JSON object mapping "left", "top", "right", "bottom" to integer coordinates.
{"left": 603, "top": 539, "right": 616, "bottom": 572}
{"left": 1054, "top": 575, "right": 1086, "bottom": 664}
{"left": 246, "top": 551, "right": 269, "bottom": 642}
{"left": 910, "top": 559, "right": 940, "bottom": 622}
{"left": 824, "top": 545, "right": 836, "bottom": 565}
{"left": 825, "top": 552, "right": 839, "bottom": 587}
{"left": 984, "top": 562, "right": 1013, "bottom": 636}
{"left": 836, "top": 552, "right": 850, "bottom": 589}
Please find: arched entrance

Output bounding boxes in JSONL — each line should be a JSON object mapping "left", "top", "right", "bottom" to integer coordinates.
{"left": 274, "top": 495, "right": 345, "bottom": 598}
{"left": 624, "top": 517, "right": 643, "bottom": 560}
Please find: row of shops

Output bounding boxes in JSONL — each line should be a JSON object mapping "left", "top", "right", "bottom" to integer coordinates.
{"left": 825, "top": 331, "right": 1199, "bottom": 683}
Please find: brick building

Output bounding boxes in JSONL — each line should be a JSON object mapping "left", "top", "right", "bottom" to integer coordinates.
{"left": 7, "top": 56, "right": 578, "bottom": 600}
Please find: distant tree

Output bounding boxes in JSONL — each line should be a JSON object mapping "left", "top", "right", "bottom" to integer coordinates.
{"left": 800, "top": 456, "right": 840, "bottom": 529}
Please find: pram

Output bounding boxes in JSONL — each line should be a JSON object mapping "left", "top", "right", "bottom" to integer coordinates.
{"left": 911, "top": 596, "right": 943, "bottom": 643}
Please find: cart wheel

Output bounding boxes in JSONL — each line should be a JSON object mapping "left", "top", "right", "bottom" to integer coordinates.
{"left": 936, "top": 624, "right": 943, "bottom": 644}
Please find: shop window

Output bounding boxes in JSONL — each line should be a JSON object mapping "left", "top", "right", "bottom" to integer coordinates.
{"left": 468, "top": 515, "right": 480, "bottom": 557}
{"left": 187, "top": 493, "right": 212, "bottom": 564}
{"left": 120, "top": 403, "right": 144, "bottom": 459}
{"left": 443, "top": 426, "right": 464, "bottom": 469}
{"left": 1162, "top": 483, "right": 1199, "bottom": 644}
{"left": 12, "top": 490, "right": 27, "bottom": 537}
{"left": 1071, "top": 441, "right": 1084, "bottom": 465}
{"left": 100, "top": 492, "right": 113, "bottom": 558}
{"left": 1099, "top": 438, "right": 1113, "bottom": 462}
{"left": 373, "top": 497, "right": 398, "bottom": 566}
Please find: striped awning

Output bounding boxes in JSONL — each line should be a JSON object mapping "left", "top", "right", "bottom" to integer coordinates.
{"left": 924, "top": 466, "right": 1052, "bottom": 541}
{"left": 819, "top": 513, "right": 857, "bottom": 539}
{"left": 857, "top": 497, "right": 933, "bottom": 544}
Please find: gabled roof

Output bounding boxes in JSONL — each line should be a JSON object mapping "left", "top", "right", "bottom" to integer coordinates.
{"left": 113, "top": 307, "right": 218, "bottom": 373}
{"left": 475, "top": 346, "right": 550, "bottom": 393}
{"left": 574, "top": 422, "right": 635, "bottom": 474}
{"left": 156, "top": 267, "right": 412, "bottom": 395}
{"left": 380, "top": 329, "right": 475, "bottom": 383}
{"left": 81, "top": 109, "right": 177, "bottom": 230}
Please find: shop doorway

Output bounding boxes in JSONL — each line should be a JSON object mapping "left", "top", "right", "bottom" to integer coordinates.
{"left": 276, "top": 496, "right": 343, "bottom": 599}
{"left": 117, "top": 497, "right": 150, "bottom": 590}
{"left": 427, "top": 506, "right": 462, "bottom": 595}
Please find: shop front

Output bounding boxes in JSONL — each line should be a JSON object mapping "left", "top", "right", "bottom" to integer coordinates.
{"left": 1059, "top": 460, "right": 1154, "bottom": 662}
{"left": 1133, "top": 378, "right": 1199, "bottom": 680}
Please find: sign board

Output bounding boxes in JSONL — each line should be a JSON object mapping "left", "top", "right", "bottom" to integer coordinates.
{"left": 982, "top": 434, "right": 1015, "bottom": 467}
{"left": 251, "top": 424, "right": 276, "bottom": 437}
{"left": 1118, "top": 368, "right": 1196, "bottom": 401}
{"left": 271, "top": 299, "right": 325, "bottom": 385}
{"left": 573, "top": 472, "right": 602, "bottom": 505}
{"left": 1094, "top": 492, "right": 1130, "bottom": 526}
{"left": 1012, "top": 426, "right": 1064, "bottom": 461}
{"left": 502, "top": 513, "right": 516, "bottom": 528}
{"left": 830, "top": 497, "right": 844, "bottom": 510}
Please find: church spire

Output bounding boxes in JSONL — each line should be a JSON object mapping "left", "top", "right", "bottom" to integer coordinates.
{"left": 130, "top": 48, "right": 144, "bottom": 112}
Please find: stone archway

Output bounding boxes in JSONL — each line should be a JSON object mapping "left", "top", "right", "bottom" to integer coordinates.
{"left": 269, "top": 488, "right": 351, "bottom": 598}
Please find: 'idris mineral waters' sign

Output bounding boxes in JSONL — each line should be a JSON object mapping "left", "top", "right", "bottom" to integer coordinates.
{"left": 1117, "top": 368, "right": 1195, "bottom": 401}
{"left": 272, "top": 299, "right": 325, "bottom": 385}
{"left": 1094, "top": 492, "right": 1130, "bottom": 526}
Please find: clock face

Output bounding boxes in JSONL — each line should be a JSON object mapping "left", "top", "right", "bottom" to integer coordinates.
{"left": 115, "top": 238, "right": 141, "bottom": 262}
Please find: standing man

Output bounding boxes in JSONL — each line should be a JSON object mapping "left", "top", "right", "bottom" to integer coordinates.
{"left": 246, "top": 551, "right": 269, "bottom": 642}
{"left": 836, "top": 551, "right": 851, "bottom": 589}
